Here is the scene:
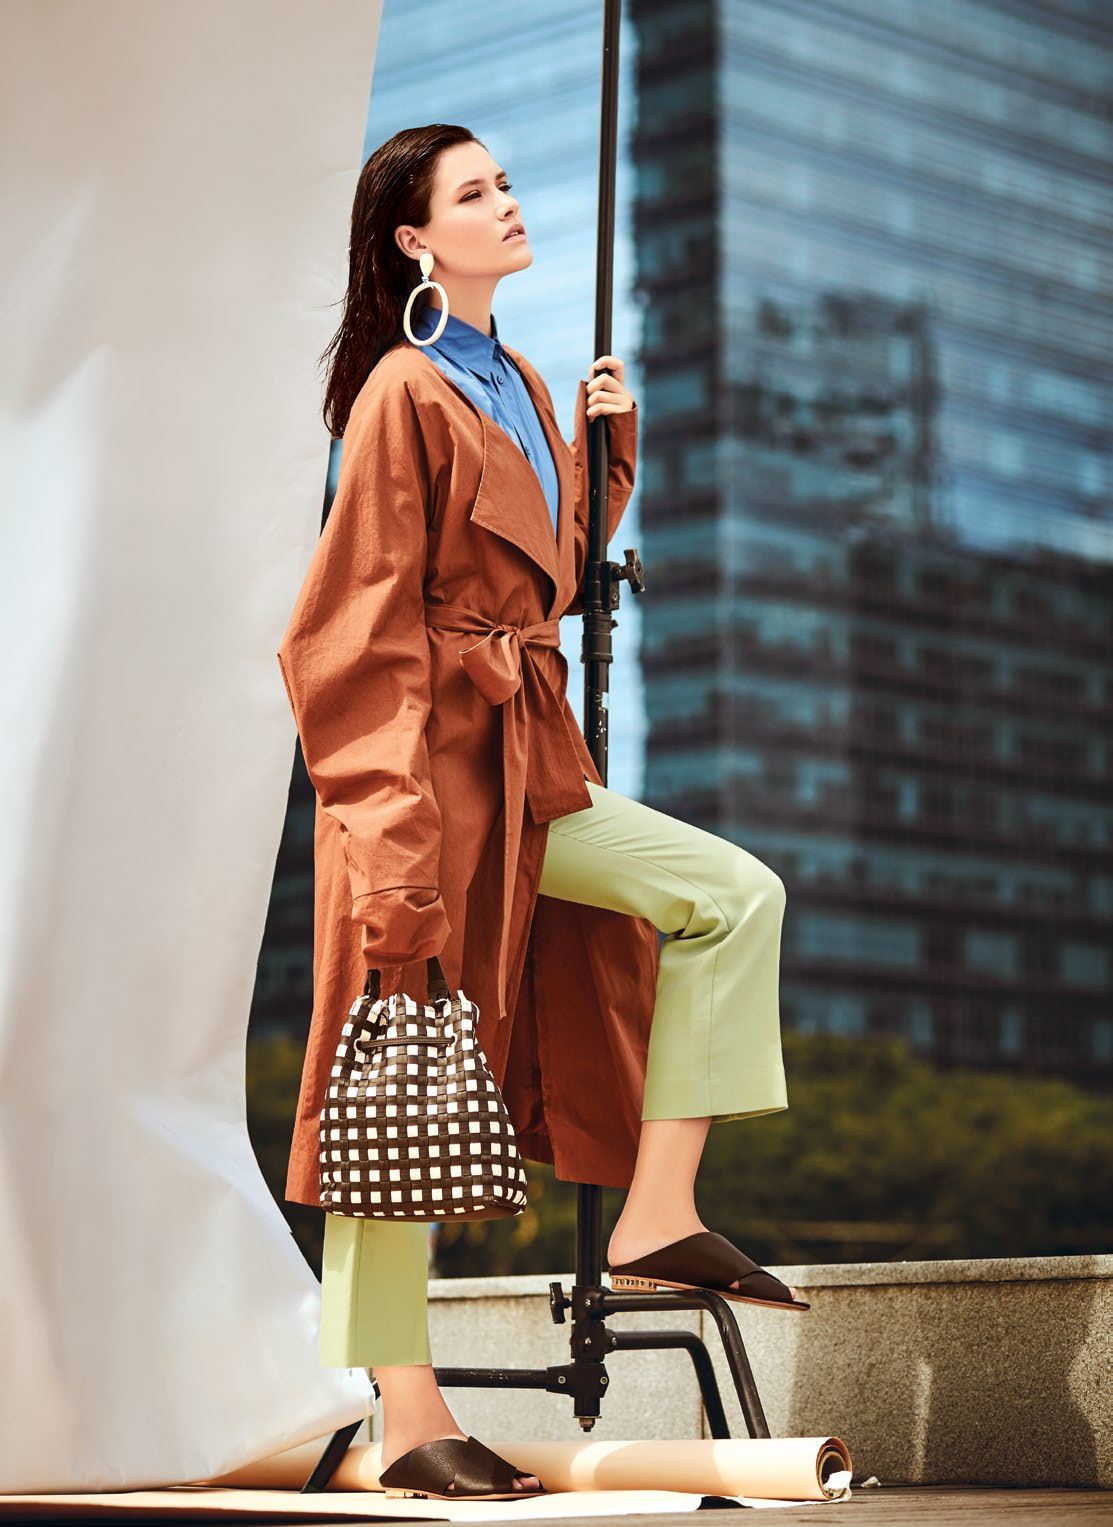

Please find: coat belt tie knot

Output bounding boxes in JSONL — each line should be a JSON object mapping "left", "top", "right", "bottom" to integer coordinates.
{"left": 456, "top": 615, "right": 562, "bottom": 704}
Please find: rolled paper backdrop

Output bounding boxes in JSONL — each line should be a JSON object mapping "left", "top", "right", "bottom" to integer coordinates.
{"left": 206, "top": 1434, "right": 854, "bottom": 1501}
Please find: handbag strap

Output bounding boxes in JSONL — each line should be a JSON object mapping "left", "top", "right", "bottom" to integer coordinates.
{"left": 364, "top": 955, "right": 449, "bottom": 1005}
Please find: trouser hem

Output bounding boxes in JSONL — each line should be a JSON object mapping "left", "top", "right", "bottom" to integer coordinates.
{"left": 641, "top": 1062, "right": 789, "bottom": 1123}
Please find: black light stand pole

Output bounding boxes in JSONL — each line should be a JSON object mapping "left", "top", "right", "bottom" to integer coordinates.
{"left": 574, "top": 0, "right": 646, "bottom": 1363}
{"left": 566, "top": 0, "right": 768, "bottom": 1447}
{"left": 581, "top": 0, "right": 644, "bottom": 784}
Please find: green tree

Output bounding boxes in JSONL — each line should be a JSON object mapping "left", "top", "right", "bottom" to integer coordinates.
{"left": 246, "top": 1029, "right": 1113, "bottom": 1276}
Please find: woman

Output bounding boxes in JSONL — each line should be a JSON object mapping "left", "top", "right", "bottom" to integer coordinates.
{"left": 276, "top": 124, "right": 803, "bottom": 1503}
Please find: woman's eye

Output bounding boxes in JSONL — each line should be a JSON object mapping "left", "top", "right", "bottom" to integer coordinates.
{"left": 464, "top": 183, "right": 512, "bottom": 201}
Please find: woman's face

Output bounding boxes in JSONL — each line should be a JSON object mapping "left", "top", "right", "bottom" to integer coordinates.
{"left": 397, "top": 141, "right": 532, "bottom": 278}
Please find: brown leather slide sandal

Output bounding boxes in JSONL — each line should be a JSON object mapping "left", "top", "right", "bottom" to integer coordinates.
{"left": 608, "top": 1230, "right": 811, "bottom": 1311}
{"left": 378, "top": 1434, "right": 547, "bottom": 1500}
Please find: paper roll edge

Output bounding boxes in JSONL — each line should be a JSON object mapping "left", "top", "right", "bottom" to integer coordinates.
{"left": 817, "top": 1437, "right": 853, "bottom": 1496}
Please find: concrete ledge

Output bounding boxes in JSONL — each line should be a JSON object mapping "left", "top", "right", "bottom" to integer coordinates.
{"left": 391, "top": 1255, "right": 1112, "bottom": 1489}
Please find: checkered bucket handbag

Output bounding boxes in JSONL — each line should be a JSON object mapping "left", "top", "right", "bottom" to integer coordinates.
{"left": 319, "top": 955, "right": 530, "bottom": 1222}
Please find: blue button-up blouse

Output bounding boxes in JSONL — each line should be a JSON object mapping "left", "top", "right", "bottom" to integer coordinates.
{"left": 406, "top": 301, "right": 560, "bottom": 537}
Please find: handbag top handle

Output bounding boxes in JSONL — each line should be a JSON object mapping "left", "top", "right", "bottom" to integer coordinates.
{"left": 364, "top": 955, "right": 449, "bottom": 1006}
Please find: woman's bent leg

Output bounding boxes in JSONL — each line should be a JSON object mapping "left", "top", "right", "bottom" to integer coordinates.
{"left": 319, "top": 1212, "right": 433, "bottom": 1368}
{"left": 538, "top": 778, "right": 788, "bottom": 1124}
{"left": 537, "top": 778, "right": 801, "bottom": 1301}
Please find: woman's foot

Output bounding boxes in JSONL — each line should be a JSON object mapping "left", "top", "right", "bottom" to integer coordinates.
{"left": 380, "top": 1428, "right": 543, "bottom": 1495}
{"left": 380, "top": 1425, "right": 468, "bottom": 1477}
{"left": 376, "top": 1364, "right": 541, "bottom": 1492}
{"left": 607, "top": 1216, "right": 800, "bottom": 1302}
{"left": 607, "top": 1213, "right": 706, "bottom": 1278}
{"left": 607, "top": 1120, "right": 801, "bottom": 1303}
{"left": 606, "top": 1122, "right": 721, "bottom": 1275}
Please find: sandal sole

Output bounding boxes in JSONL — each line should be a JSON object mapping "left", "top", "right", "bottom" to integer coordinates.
{"left": 609, "top": 1271, "right": 810, "bottom": 1311}
{"left": 385, "top": 1487, "right": 547, "bottom": 1500}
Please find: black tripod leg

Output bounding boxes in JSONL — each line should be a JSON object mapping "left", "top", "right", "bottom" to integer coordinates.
{"left": 685, "top": 1332, "right": 732, "bottom": 1438}
{"left": 300, "top": 1417, "right": 364, "bottom": 1492}
{"left": 702, "top": 1295, "right": 770, "bottom": 1439}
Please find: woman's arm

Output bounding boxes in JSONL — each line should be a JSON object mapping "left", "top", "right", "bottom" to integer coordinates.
{"left": 277, "top": 376, "right": 450, "bottom": 970}
{"left": 563, "top": 375, "right": 638, "bottom": 618}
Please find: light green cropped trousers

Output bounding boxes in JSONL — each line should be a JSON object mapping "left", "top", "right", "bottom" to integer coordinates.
{"left": 319, "top": 777, "right": 788, "bottom": 1369}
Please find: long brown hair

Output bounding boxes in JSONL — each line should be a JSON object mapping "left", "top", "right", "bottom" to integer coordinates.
{"left": 319, "top": 123, "right": 481, "bottom": 439}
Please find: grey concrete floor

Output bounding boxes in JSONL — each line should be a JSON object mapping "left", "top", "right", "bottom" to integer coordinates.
{"left": 595, "top": 1488, "right": 1113, "bottom": 1524}
{"left": 361, "top": 1488, "right": 1110, "bottom": 1525}
{"left": 203, "top": 1483, "right": 1113, "bottom": 1523}
{"left": 1, "top": 1485, "right": 1110, "bottom": 1522}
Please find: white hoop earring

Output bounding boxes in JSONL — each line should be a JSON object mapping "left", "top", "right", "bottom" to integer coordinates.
{"left": 402, "top": 251, "right": 449, "bottom": 345}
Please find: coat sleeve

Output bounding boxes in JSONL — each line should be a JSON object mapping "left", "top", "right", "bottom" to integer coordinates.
{"left": 276, "top": 375, "right": 450, "bottom": 970}
{"left": 561, "top": 381, "right": 638, "bottom": 618}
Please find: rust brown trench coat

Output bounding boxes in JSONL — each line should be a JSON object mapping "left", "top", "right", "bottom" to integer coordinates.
{"left": 277, "top": 336, "right": 660, "bottom": 1210}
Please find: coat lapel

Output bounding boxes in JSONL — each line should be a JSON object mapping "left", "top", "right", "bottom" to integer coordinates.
{"left": 407, "top": 341, "right": 576, "bottom": 619}
{"left": 502, "top": 347, "right": 578, "bottom": 620}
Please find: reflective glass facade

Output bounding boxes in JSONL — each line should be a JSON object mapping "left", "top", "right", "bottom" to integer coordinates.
{"left": 633, "top": 0, "right": 1112, "bottom": 1079}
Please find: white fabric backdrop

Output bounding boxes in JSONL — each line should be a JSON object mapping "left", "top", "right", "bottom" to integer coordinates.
{"left": 0, "top": 0, "right": 382, "bottom": 1491}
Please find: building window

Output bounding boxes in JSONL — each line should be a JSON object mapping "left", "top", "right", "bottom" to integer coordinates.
{"left": 904, "top": 1000, "right": 933, "bottom": 1048}
{"left": 999, "top": 1008, "right": 1024, "bottom": 1055}
{"left": 1061, "top": 943, "right": 1110, "bottom": 987}
{"left": 964, "top": 929, "right": 1019, "bottom": 978}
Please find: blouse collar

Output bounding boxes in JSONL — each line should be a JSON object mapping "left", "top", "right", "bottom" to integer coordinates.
{"left": 408, "top": 301, "right": 510, "bottom": 384}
